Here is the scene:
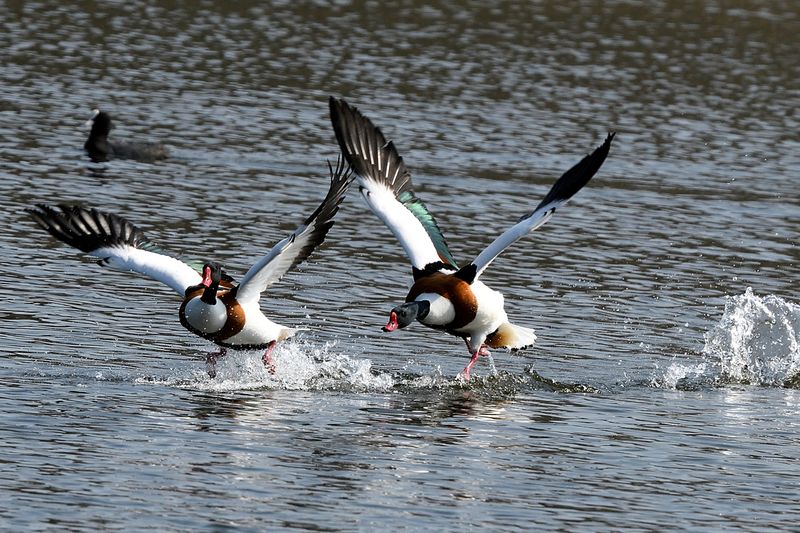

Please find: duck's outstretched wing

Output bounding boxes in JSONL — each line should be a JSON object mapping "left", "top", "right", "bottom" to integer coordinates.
{"left": 234, "top": 156, "right": 354, "bottom": 304}
{"left": 456, "top": 132, "right": 616, "bottom": 283}
{"left": 329, "top": 96, "right": 458, "bottom": 272}
{"left": 27, "top": 204, "right": 202, "bottom": 295}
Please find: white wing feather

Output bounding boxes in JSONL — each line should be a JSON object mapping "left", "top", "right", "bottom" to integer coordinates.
{"left": 234, "top": 158, "right": 352, "bottom": 304}
{"left": 329, "top": 97, "right": 458, "bottom": 271}
{"left": 469, "top": 202, "right": 559, "bottom": 279}
{"left": 93, "top": 245, "right": 202, "bottom": 295}
{"left": 29, "top": 204, "right": 202, "bottom": 296}
{"left": 358, "top": 180, "right": 445, "bottom": 269}
{"left": 233, "top": 235, "right": 296, "bottom": 304}
{"left": 467, "top": 132, "right": 615, "bottom": 281}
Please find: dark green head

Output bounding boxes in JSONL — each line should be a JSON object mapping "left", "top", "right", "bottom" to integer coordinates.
{"left": 382, "top": 300, "right": 430, "bottom": 332}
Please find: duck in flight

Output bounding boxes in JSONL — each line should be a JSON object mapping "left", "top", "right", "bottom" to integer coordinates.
{"left": 329, "top": 97, "right": 614, "bottom": 380}
{"left": 84, "top": 109, "right": 169, "bottom": 163}
{"left": 28, "top": 158, "right": 353, "bottom": 377}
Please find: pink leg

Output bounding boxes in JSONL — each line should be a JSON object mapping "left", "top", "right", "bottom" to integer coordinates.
{"left": 460, "top": 351, "right": 480, "bottom": 381}
{"left": 458, "top": 340, "right": 491, "bottom": 381}
{"left": 206, "top": 347, "right": 226, "bottom": 378}
{"left": 262, "top": 341, "right": 277, "bottom": 375}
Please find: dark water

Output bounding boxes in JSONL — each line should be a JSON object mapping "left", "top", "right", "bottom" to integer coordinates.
{"left": 2, "top": 1, "right": 799, "bottom": 530}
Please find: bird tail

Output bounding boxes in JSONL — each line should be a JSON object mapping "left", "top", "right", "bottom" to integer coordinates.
{"left": 279, "top": 326, "right": 310, "bottom": 342}
{"left": 485, "top": 322, "right": 537, "bottom": 351}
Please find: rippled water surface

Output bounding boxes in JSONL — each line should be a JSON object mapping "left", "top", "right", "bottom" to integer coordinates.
{"left": 2, "top": 1, "right": 799, "bottom": 530}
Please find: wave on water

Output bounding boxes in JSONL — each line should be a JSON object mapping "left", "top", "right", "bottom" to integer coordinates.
{"left": 655, "top": 288, "right": 800, "bottom": 389}
{"left": 138, "top": 339, "right": 597, "bottom": 394}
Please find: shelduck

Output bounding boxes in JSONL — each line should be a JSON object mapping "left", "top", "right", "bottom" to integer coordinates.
{"left": 28, "top": 158, "right": 353, "bottom": 377}
{"left": 329, "top": 97, "right": 614, "bottom": 380}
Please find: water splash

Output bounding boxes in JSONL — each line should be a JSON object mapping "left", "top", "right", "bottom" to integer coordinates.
{"left": 655, "top": 289, "right": 800, "bottom": 389}
{"left": 137, "top": 339, "right": 597, "bottom": 394}
{"left": 139, "top": 339, "right": 395, "bottom": 392}
{"left": 651, "top": 360, "right": 710, "bottom": 390}
{"left": 704, "top": 288, "right": 800, "bottom": 386}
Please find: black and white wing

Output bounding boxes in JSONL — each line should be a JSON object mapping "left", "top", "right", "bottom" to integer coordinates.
{"left": 28, "top": 204, "right": 202, "bottom": 295}
{"left": 234, "top": 156, "right": 353, "bottom": 304}
{"left": 329, "top": 97, "right": 458, "bottom": 272}
{"left": 458, "top": 132, "right": 616, "bottom": 283}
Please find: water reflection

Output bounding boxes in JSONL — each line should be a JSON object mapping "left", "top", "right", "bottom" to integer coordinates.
{"left": 187, "top": 390, "right": 269, "bottom": 431}
{"left": 386, "top": 389, "right": 509, "bottom": 425}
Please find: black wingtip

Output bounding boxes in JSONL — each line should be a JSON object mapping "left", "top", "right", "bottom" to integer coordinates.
{"left": 328, "top": 96, "right": 415, "bottom": 195}
{"left": 328, "top": 95, "right": 347, "bottom": 117}
{"left": 27, "top": 204, "right": 151, "bottom": 254}
{"left": 531, "top": 131, "right": 616, "bottom": 213}
{"left": 303, "top": 153, "right": 353, "bottom": 230}
{"left": 275, "top": 153, "right": 354, "bottom": 278}
{"left": 329, "top": 96, "right": 460, "bottom": 271}
{"left": 329, "top": 96, "right": 359, "bottom": 165}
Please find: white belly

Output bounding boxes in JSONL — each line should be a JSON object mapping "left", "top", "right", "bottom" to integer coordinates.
{"left": 222, "top": 301, "right": 299, "bottom": 347}
{"left": 183, "top": 297, "right": 227, "bottom": 334}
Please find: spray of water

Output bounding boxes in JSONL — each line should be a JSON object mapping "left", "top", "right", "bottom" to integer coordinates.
{"left": 138, "top": 339, "right": 394, "bottom": 392}
{"left": 135, "top": 337, "right": 593, "bottom": 394}
{"left": 655, "top": 288, "right": 800, "bottom": 389}
{"left": 705, "top": 288, "right": 800, "bottom": 385}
